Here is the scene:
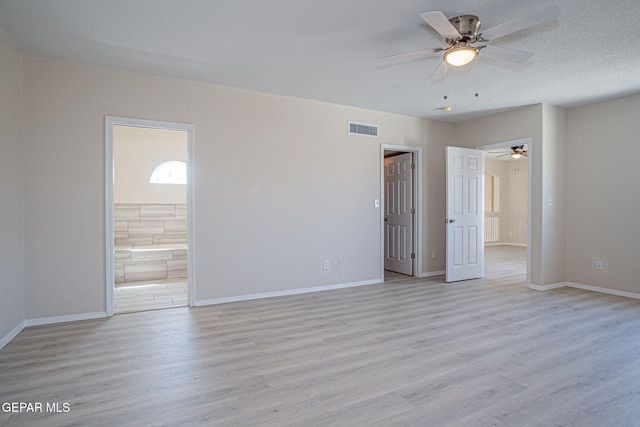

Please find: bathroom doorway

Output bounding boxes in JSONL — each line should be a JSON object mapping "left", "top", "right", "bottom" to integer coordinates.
{"left": 105, "top": 117, "right": 195, "bottom": 315}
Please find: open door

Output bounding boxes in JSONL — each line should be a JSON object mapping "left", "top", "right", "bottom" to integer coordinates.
{"left": 384, "top": 152, "right": 414, "bottom": 275}
{"left": 446, "top": 146, "right": 484, "bottom": 282}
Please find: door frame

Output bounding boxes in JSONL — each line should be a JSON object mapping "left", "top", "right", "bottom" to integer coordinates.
{"left": 477, "top": 137, "right": 532, "bottom": 285}
{"left": 105, "top": 116, "right": 196, "bottom": 316}
{"left": 380, "top": 144, "right": 422, "bottom": 280}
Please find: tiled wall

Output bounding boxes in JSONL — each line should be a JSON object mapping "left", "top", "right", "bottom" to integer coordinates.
{"left": 114, "top": 203, "right": 187, "bottom": 246}
{"left": 114, "top": 204, "right": 188, "bottom": 284}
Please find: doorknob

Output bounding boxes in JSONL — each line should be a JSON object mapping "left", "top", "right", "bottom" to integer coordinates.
{"left": 384, "top": 218, "right": 388, "bottom": 222}
{"left": 446, "top": 219, "right": 456, "bottom": 224}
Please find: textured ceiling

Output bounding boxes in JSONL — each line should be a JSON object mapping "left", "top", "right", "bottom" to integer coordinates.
{"left": 1, "top": 0, "right": 639, "bottom": 122}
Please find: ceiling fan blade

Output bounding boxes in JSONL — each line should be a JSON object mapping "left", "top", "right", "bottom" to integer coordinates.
{"left": 496, "top": 153, "right": 511, "bottom": 158}
{"left": 522, "top": 152, "right": 528, "bottom": 157}
{"left": 376, "top": 48, "right": 443, "bottom": 63}
{"left": 420, "top": 11, "right": 462, "bottom": 40}
{"left": 480, "top": 5, "right": 560, "bottom": 41}
{"left": 480, "top": 45, "right": 534, "bottom": 63}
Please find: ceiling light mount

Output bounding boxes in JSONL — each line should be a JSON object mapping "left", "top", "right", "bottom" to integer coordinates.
{"left": 447, "top": 15, "right": 481, "bottom": 42}
{"left": 442, "top": 15, "right": 481, "bottom": 67}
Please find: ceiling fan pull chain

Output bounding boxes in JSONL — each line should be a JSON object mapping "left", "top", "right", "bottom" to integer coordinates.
{"left": 474, "top": 55, "right": 479, "bottom": 98}
{"left": 443, "top": 61, "right": 448, "bottom": 100}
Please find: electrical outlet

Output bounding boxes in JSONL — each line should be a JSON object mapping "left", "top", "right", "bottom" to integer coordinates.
{"left": 595, "top": 260, "right": 603, "bottom": 271}
{"left": 323, "top": 259, "right": 330, "bottom": 270}
{"left": 337, "top": 259, "right": 343, "bottom": 269}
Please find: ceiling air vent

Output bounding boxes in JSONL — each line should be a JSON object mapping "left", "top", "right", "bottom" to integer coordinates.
{"left": 349, "top": 122, "right": 379, "bottom": 137}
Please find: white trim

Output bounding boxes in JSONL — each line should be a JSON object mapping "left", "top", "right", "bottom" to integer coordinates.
{"left": 419, "top": 270, "right": 445, "bottom": 278}
{"left": 25, "top": 312, "right": 107, "bottom": 327}
{"left": 0, "top": 321, "right": 26, "bottom": 350}
{"left": 566, "top": 282, "right": 640, "bottom": 300}
{"left": 105, "top": 116, "right": 196, "bottom": 315}
{"left": 380, "top": 144, "right": 423, "bottom": 280}
{"left": 527, "top": 282, "right": 567, "bottom": 291}
{"left": 195, "top": 279, "right": 382, "bottom": 307}
{"left": 485, "top": 242, "right": 527, "bottom": 247}
{"left": 105, "top": 120, "right": 115, "bottom": 316}
{"left": 527, "top": 281, "right": 640, "bottom": 301}
{"left": 186, "top": 126, "right": 196, "bottom": 306}
{"left": 478, "top": 138, "right": 530, "bottom": 153}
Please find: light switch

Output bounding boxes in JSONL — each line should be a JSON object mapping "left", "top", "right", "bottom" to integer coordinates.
{"left": 374, "top": 199, "right": 380, "bottom": 208}
{"left": 547, "top": 198, "right": 553, "bottom": 207}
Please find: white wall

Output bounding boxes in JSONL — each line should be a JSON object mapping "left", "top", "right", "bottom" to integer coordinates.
{"left": 0, "top": 31, "right": 25, "bottom": 344}
{"left": 566, "top": 93, "right": 640, "bottom": 294}
{"left": 12, "top": 49, "right": 640, "bottom": 324}
{"left": 540, "top": 104, "right": 566, "bottom": 285}
{"left": 453, "top": 104, "right": 567, "bottom": 287}
{"left": 114, "top": 125, "right": 187, "bottom": 204}
{"left": 22, "top": 57, "right": 451, "bottom": 318}
{"left": 485, "top": 158, "right": 528, "bottom": 245}
{"left": 421, "top": 120, "right": 454, "bottom": 274}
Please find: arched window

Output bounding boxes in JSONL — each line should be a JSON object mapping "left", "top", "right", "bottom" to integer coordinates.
{"left": 149, "top": 161, "right": 186, "bottom": 185}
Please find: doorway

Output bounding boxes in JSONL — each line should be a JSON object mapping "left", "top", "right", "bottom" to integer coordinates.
{"left": 105, "top": 117, "right": 195, "bottom": 316}
{"left": 478, "top": 138, "right": 531, "bottom": 283}
{"left": 380, "top": 144, "right": 422, "bottom": 280}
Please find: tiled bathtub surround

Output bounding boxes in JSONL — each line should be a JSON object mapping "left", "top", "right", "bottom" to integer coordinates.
{"left": 115, "top": 203, "right": 187, "bottom": 246}
{"left": 115, "top": 204, "right": 188, "bottom": 284}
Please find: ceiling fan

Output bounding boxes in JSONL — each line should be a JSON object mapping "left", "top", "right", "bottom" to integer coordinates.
{"left": 490, "top": 145, "right": 528, "bottom": 159}
{"left": 378, "top": 5, "right": 560, "bottom": 67}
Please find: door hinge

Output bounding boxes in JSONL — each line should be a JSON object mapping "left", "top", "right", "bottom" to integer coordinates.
{"left": 410, "top": 207, "right": 415, "bottom": 215}
{"left": 411, "top": 252, "right": 415, "bottom": 259}
{"left": 411, "top": 162, "right": 415, "bottom": 170}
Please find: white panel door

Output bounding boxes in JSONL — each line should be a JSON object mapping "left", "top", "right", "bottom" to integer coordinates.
{"left": 384, "top": 152, "right": 413, "bottom": 275}
{"left": 446, "top": 147, "right": 484, "bottom": 282}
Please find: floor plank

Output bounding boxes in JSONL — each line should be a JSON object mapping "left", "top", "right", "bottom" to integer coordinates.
{"left": 2, "top": 246, "right": 640, "bottom": 426}
{"left": 115, "top": 280, "right": 187, "bottom": 314}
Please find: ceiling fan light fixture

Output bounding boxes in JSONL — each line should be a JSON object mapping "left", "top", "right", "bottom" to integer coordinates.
{"left": 444, "top": 44, "right": 477, "bottom": 66}
{"left": 511, "top": 152, "right": 522, "bottom": 159}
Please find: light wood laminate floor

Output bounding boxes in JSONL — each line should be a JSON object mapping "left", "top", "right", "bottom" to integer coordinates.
{"left": 115, "top": 280, "right": 187, "bottom": 314}
{"left": 2, "top": 246, "right": 640, "bottom": 426}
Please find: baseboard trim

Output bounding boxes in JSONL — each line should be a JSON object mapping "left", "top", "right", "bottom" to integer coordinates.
{"left": 419, "top": 270, "right": 445, "bottom": 278}
{"left": 527, "top": 281, "right": 640, "bottom": 301}
{"left": 527, "top": 282, "right": 567, "bottom": 291}
{"left": 0, "top": 320, "right": 26, "bottom": 350}
{"left": 25, "top": 311, "right": 107, "bottom": 327}
{"left": 566, "top": 282, "right": 640, "bottom": 300}
{"left": 195, "top": 279, "right": 382, "bottom": 307}
{"left": 485, "top": 243, "right": 527, "bottom": 247}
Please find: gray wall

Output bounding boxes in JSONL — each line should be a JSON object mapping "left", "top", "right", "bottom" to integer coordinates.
{"left": 0, "top": 32, "right": 25, "bottom": 343}
{"left": 485, "top": 158, "right": 528, "bottom": 245}
{"left": 566, "top": 93, "right": 640, "bottom": 294}
{"left": 3, "top": 31, "right": 639, "bottom": 342}
{"left": 21, "top": 56, "right": 451, "bottom": 318}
